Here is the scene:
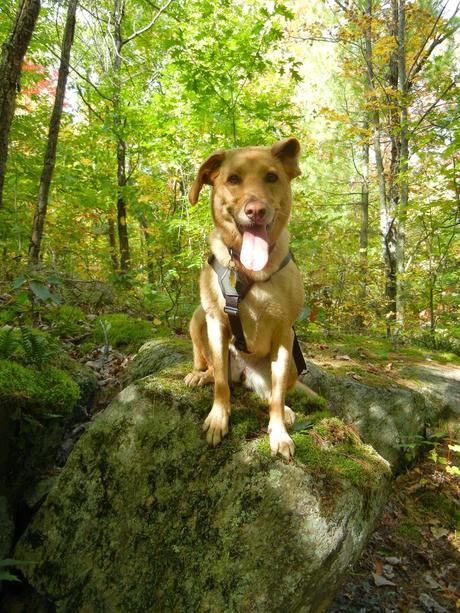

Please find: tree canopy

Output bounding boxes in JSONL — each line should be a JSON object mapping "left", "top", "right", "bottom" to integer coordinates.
{"left": 0, "top": 0, "right": 458, "bottom": 346}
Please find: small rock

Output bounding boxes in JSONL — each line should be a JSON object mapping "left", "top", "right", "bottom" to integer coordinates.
{"left": 383, "top": 564, "right": 395, "bottom": 578}
{"left": 384, "top": 556, "right": 402, "bottom": 565}
{"left": 419, "top": 592, "right": 447, "bottom": 612}
{"left": 423, "top": 573, "right": 442, "bottom": 590}
{"left": 372, "top": 572, "right": 396, "bottom": 587}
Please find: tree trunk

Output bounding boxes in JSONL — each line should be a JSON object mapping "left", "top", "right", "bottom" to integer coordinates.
{"left": 0, "top": 0, "right": 40, "bottom": 209}
{"left": 28, "top": 0, "right": 78, "bottom": 265}
{"left": 396, "top": 0, "right": 409, "bottom": 332}
{"left": 363, "top": 0, "right": 395, "bottom": 335}
{"left": 113, "top": 0, "right": 130, "bottom": 273}
{"left": 139, "top": 212, "right": 154, "bottom": 283}
{"left": 108, "top": 213, "right": 118, "bottom": 271}
{"left": 359, "top": 120, "right": 369, "bottom": 302}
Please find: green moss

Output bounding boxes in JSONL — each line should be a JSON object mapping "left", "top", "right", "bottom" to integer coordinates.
{"left": 39, "top": 367, "right": 81, "bottom": 413}
{"left": 127, "top": 337, "right": 192, "bottom": 382}
{"left": 396, "top": 519, "right": 422, "bottom": 543}
{"left": 417, "top": 491, "right": 460, "bottom": 529}
{"left": 93, "top": 313, "right": 154, "bottom": 350}
{"left": 257, "top": 417, "right": 390, "bottom": 491}
{"left": 285, "top": 387, "right": 327, "bottom": 411}
{"left": 0, "top": 359, "right": 80, "bottom": 416}
{"left": 43, "top": 305, "right": 86, "bottom": 338}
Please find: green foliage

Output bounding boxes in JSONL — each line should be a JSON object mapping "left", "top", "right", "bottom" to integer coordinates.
{"left": 0, "top": 558, "right": 34, "bottom": 583}
{"left": 43, "top": 305, "right": 86, "bottom": 338}
{"left": 0, "top": 326, "right": 61, "bottom": 366}
{"left": 94, "top": 314, "right": 155, "bottom": 350}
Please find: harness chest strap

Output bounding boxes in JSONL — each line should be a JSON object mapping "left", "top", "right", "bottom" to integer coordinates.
{"left": 208, "top": 251, "right": 307, "bottom": 376}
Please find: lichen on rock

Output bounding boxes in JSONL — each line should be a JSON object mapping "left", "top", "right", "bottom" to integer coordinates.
{"left": 16, "top": 340, "right": 391, "bottom": 613}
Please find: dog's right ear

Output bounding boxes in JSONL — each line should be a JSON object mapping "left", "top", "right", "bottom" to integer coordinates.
{"left": 189, "top": 150, "right": 226, "bottom": 204}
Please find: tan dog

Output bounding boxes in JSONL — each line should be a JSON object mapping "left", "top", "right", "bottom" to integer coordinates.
{"left": 185, "top": 137, "right": 305, "bottom": 459}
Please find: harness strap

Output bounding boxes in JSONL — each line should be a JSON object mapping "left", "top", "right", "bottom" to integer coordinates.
{"left": 208, "top": 250, "right": 306, "bottom": 375}
{"left": 292, "top": 330, "right": 307, "bottom": 375}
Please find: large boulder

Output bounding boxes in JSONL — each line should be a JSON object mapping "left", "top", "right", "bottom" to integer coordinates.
{"left": 301, "top": 360, "right": 435, "bottom": 467}
{"left": 16, "top": 340, "right": 390, "bottom": 613}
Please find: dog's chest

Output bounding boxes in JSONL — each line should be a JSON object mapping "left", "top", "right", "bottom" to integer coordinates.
{"left": 236, "top": 271, "right": 304, "bottom": 354}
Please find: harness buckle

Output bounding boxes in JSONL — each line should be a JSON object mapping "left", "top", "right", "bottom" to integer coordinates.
{"left": 224, "top": 304, "right": 239, "bottom": 316}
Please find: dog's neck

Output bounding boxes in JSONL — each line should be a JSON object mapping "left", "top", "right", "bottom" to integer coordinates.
{"left": 209, "top": 228, "right": 290, "bottom": 283}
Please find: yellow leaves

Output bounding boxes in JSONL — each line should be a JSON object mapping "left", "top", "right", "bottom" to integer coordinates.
{"left": 138, "top": 195, "right": 151, "bottom": 203}
{"left": 373, "top": 35, "right": 397, "bottom": 64}
{"left": 318, "top": 107, "right": 349, "bottom": 123}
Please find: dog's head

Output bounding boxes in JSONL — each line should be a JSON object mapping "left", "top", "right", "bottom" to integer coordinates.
{"left": 189, "top": 138, "right": 301, "bottom": 271}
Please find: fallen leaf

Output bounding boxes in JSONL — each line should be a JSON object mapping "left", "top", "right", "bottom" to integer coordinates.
{"left": 430, "top": 527, "right": 449, "bottom": 539}
{"left": 336, "top": 354, "right": 352, "bottom": 361}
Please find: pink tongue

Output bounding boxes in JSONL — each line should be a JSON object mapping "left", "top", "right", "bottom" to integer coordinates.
{"left": 240, "top": 226, "right": 269, "bottom": 271}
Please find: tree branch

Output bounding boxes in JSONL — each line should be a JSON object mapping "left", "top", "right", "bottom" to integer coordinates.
{"left": 121, "top": 0, "right": 175, "bottom": 47}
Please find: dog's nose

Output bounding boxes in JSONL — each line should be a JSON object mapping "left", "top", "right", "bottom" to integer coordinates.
{"left": 245, "top": 201, "right": 266, "bottom": 223}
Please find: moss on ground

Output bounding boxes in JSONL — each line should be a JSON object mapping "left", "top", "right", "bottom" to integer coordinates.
{"left": 43, "top": 305, "right": 86, "bottom": 338}
{"left": 93, "top": 313, "right": 155, "bottom": 350}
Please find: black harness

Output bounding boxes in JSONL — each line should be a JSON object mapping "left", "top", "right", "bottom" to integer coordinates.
{"left": 208, "top": 250, "right": 307, "bottom": 376}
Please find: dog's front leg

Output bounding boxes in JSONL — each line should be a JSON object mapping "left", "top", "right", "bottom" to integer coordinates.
{"left": 268, "top": 329, "right": 295, "bottom": 459}
{"left": 202, "top": 313, "right": 231, "bottom": 447}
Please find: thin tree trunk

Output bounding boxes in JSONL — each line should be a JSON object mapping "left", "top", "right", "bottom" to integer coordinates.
{"left": 113, "top": 0, "right": 130, "bottom": 273}
{"left": 0, "top": 0, "right": 40, "bottom": 209}
{"left": 359, "top": 119, "right": 369, "bottom": 302}
{"left": 139, "top": 212, "right": 154, "bottom": 283}
{"left": 364, "top": 0, "right": 394, "bottom": 335}
{"left": 396, "top": 0, "right": 409, "bottom": 331}
{"left": 108, "top": 212, "right": 118, "bottom": 271}
{"left": 28, "top": 0, "right": 78, "bottom": 264}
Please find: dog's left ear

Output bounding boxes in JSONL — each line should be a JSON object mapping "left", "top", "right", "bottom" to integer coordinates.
{"left": 271, "top": 137, "right": 301, "bottom": 179}
{"left": 189, "top": 150, "right": 226, "bottom": 204}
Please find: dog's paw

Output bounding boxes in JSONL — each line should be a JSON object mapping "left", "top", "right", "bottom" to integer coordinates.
{"left": 284, "top": 405, "right": 296, "bottom": 429}
{"left": 184, "top": 369, "right": 213, "bottom": 387}
{"left": 268, "top": 421, "right": 295, "bottom": 460}
{"left": 203, "top": 405, "right": 229, "bottom": 447}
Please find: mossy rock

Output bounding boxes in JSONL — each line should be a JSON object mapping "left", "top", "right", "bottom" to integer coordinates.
{"left": 126, "top": 337, "right": 192, "bottom": 382}
{"left": 0, "top": 360, "right": 80, "bottom": 416}
{"left": 300, "top": 360, "right": 433, "bottom": 468}
{"left": 16, "top": 347, "right": 390, "bottom": 612}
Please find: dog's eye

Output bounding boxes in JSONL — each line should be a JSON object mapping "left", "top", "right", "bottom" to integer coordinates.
{"left": 265, "top": 172, "right": 278, "bottom": 183}
{"left": 227, "top": 174, "right": 241, "bottom": 185}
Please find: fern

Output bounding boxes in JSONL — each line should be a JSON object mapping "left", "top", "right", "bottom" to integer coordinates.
{"left": 19, "top": 327, "right": 58, "bottom": 367}
{"left": 0, "top": 327, "right": 18, "bottom": 359}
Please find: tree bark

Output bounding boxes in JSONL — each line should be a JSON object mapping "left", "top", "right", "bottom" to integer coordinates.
{"left": 113, "top": 0, "right": 130, "bottom": 273}
{"left": 28, "top": 0, "right": 78, "bottom": 264}
{"left": 108, "top": 213, "right": 118, "bottom": 271}
{"left": 0, "top": 0, "right": 40, "bottom": 209}
{"left": 139, "top": 212, "right": 154, "bottom": 283}
{"left": 396, "top": 0, "right": 409, "bottom": 331}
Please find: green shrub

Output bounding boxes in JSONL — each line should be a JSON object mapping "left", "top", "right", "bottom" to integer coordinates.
{"left": 44, "top": 305, "right": 86, "bottom": 338}
{"left": 93, "top": 314, "right": 154, "bottom": 350}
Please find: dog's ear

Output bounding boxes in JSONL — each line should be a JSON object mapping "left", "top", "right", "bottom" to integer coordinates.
{"left": 271, "top": 137, "right": 301, "bottom": 179}
{"left": 189, "top": 150, "right": 226, "bottom": 204}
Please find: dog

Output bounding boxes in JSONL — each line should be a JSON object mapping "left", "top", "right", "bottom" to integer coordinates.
{"left": 184, "top": 137, "right": 309, "bottom": 459}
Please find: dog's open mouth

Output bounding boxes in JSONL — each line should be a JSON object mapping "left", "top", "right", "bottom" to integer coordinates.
{"left": 239, "top": 223, "right": 271, "bottom": 272}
